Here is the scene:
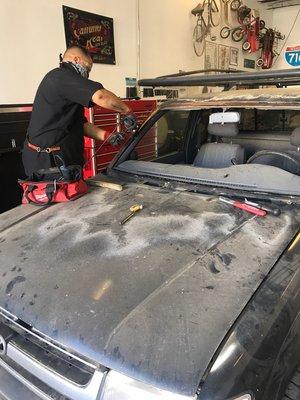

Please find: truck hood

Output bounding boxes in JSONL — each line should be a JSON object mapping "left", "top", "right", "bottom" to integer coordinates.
{"left": 0, "top": 185, "right": 298, "bottom": 396}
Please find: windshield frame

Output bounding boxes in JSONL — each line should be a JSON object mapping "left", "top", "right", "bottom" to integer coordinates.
{"left": 108, "top": 105, "right": 300, "bottom": 198}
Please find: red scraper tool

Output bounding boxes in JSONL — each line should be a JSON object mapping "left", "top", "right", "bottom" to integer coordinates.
{"left": 219, "top": 197, "right": 267, "bottom": 217}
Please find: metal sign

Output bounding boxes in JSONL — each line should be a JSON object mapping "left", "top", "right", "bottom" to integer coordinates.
{"left": 244, "top": 59, "right": 256, "bottom": 69}
{"left": 63, "top": 6, "right": 116, "bottom": 65}
{"left": 285, "top": 46, "right": 300, "bottom": 67}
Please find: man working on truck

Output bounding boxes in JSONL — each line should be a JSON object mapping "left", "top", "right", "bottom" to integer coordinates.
{"left": 22, "top": 45, "right": 131, "bottom": 178}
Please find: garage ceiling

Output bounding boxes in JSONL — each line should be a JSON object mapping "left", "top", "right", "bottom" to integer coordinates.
{"left": 259, "top": 0, "right": 300, "bottom": 8}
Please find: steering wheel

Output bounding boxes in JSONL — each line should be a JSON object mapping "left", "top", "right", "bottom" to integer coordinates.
{"left": 247, "top": 150, "right": 300, "bottom": 170}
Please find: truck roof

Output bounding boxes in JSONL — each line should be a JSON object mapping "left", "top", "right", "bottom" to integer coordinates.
{"left": 159, "top": 87, "right": 300, "bottom": 110}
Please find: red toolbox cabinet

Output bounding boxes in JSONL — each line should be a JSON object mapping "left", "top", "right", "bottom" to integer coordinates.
{"left": 83, "top": 99, "right": 156, "bottom": 179}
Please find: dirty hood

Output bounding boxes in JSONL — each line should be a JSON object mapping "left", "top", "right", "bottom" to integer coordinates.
{"left": 0, "top": 185, "right": 298, "bottom": 396}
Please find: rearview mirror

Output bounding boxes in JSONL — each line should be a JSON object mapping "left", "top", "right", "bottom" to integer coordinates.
{"left": 209, "top": 112, "right": 240, "bottom": 125}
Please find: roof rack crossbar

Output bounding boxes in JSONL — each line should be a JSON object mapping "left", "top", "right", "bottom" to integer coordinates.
{"left": 157, "top": 68, "right": 243, "bottom": 79}
{"left": 138, "top": 68, "right": 300, "bottom": 88}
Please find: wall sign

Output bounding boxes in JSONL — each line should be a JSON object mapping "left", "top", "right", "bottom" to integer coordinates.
{"left": 229, "top": 47, "right": 239, "bottom": 66}
{"left": 218, "top": 45, "right": 230, "bottom": 70}
{"left": 285, "top": 46, "right": 300, "bottom": 67}
{"left": 205, "top": 41, "right": 218, "bottom": 70}
{"left": 244, "top": 59, "right": 256, "bottom": 69}
{"left": 63, "top": 6, "right": 116, "bottom": 65}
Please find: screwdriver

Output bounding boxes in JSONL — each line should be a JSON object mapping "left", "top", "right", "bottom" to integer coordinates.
{"left": 120, "top": 204, "right": 143, "bottom": 225}
{"left": 244, "top": 199, "right": 281, "bottom": 216}
{"left": 219, "top": 197, "right": 267, "bottom": 217}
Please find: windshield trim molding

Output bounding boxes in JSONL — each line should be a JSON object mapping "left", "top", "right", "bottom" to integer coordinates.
{"left": 115, "top": 161, "right": 300, "bottom": 197}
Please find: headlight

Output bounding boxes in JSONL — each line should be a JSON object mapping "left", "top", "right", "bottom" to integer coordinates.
{"left": 100, "top": 370, "right": 196, "bottom": 400}
{"left": 100, "top": 369, "right": 252, "bottom": 400}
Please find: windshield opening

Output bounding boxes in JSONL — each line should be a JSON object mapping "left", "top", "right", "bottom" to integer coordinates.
{"left": 115, "top": 107, "right": 300, "bottom": 196}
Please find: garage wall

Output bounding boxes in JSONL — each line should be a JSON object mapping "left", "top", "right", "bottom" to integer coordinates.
{"left": 270, "top": 5, "right": 300, "bottom": 69}
{"left": 0, "top": 1, "right": 288, "bottom": 105}
{"left": 0, "top": 0, "right": 138, "bottom": 104}
{"left": 138, "top": 0, "right": 272, "bottom": 81}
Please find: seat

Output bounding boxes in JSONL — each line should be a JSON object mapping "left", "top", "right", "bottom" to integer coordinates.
{"left": 247, "top": 128, "right": 300, "bottom": 175}
{"left": 193, "top": 122, "right": 245, "bottom": 168}
{"left": 290, "top": 127, "right": 300, "bottom": 154}
{"left": 191, "top": 3, "right": 204, "bottom": 16}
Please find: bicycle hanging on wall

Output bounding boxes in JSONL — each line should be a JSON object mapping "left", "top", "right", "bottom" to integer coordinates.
{"left": 220, "top": 5, "right": 265, "bottom": 53}
{"left": 191, "top": 0, "right": 221, "bottom": 57}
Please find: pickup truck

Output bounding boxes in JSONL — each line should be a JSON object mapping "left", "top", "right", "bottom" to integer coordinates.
{"left": 0, "top": 70, "right": 299, "bottom": 400}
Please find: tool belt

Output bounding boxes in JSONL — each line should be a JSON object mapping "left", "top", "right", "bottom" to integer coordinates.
{"left": 27, "top": 140, "right": 61, "bottom": 153}
{"left": 19, "top": 166, "right": 88, "bottom": 206}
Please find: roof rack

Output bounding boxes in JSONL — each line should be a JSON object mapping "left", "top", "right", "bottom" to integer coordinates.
{"left": 156, "top": 68, "right": 243, "bottom": 79}
{"left": 138, "top": 68, "right": 300, "bottom": 88}
{"left": 258, "top": 0, "right": 300, "bottom": 10}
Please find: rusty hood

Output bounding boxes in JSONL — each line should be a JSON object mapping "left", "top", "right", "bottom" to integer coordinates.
{"left": 0, "top": 184, "right": 298, "bottom": 396}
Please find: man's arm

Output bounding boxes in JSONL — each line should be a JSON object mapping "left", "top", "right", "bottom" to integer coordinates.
{"left": 83, "top": 122, "right": 107, "bottom": 141}
{"left": 91, "top": 89, "right": 131, "bottom": 114}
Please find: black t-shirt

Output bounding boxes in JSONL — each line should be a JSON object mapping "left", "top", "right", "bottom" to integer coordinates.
{"left": 23, "top": 63, "right": 103, "bottom": 176}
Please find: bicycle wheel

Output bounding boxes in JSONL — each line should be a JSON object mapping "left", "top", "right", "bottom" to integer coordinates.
{"left": 242, "top": 16, "right": 251, "bottom": 25}
{"left": 242, "top": 41, "right": 251, "bottom": 51}
{"left": 193, "top": 23, "right": 206, "bottom": 56}
{"left": 260, "top": 20, "right": 266, "bottom": 29}
{"left": 230, "top": 0, "right": 241, "bottom": 11}
{"left": 201, "top": 0, "right": 210, "bottom": 27}
{"left": 256, "top": 58, "right": 264, "bottom": 67}
{"left": 209, "top": 0, "right": 221, "bottom": 27}
{"left": 232, "top": 26, "right": 244, "bottom": 42}
{"left": 220, "top": 26, "right": 231, "bottom": 39}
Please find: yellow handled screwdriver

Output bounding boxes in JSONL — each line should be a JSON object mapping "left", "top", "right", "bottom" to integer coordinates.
{"left": 120, "top": 204, "right": 143, "bottom": 225}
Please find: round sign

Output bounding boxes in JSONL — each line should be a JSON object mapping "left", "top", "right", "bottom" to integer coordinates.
{"left": 285, "top": 46, "right": 300, "bottom": 67}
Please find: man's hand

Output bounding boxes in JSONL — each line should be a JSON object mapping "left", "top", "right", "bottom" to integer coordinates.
{"left": 109, "top": 133, "right": 125, "bottom": 146}
{"left": 91, "top": 89, "right": 131, "bottom": 114}
{"left": 122, "top": 114, "right": 137, "bottom": 131}
{"left": 83, "top": 122, "right": 107, "bottom": 141}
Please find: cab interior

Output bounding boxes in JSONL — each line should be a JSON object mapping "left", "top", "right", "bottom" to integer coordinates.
{"left": 129, "top": 108, "right": 300, "bottom": 176}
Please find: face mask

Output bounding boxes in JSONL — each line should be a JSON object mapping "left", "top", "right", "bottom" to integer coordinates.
{"left": 68, "top": 61, "right": 89, "bottom": 78}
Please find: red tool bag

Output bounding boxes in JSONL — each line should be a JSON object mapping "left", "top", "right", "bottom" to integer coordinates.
{"left": 19, "top": 180, "right": 88, "bottom": 205}
{"left": 19, "top": 166, "right": 88, "bottom": 205}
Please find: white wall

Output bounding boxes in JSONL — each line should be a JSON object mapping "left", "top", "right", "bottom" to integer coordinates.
{"left": 138, "top": 0, "right": 272, "bottom": 81}
{"left": 271, "top": 5, "right": 300, "bottom": 69}
{"left": 0, "top": 0, "right": 287, "bottom": 105}
{"left": 0, "top": 0, "right": 138, "bottom": 104}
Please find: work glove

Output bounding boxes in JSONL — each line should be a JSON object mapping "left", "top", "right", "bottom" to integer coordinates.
{"left": 109, "top": 132, "right": 125, "bottom": 146}
{"left": 122, "top": 114, "right": 138, "bottom": 131}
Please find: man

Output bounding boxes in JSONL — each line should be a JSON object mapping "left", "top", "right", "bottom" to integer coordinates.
{"left": 22, "top": 45, "right": 131, "bottom": 178}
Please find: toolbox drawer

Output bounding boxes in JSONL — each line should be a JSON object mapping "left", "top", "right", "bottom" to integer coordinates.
{"left": 83, "top": 99, "right": 157, "bottom": 178}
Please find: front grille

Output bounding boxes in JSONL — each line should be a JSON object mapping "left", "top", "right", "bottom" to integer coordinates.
{"left": 0, "top": 309, "right": 106, "bottom": 400}
{"left": 11, "top": 335, "right": 93, "bottom": 386}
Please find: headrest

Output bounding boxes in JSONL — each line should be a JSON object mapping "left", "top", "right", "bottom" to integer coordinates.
{"left": 207, "top": 123, "right": 239, "bottom": 137}
{"left": 291, "top": 127, "right": 300, "bottom": 147}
